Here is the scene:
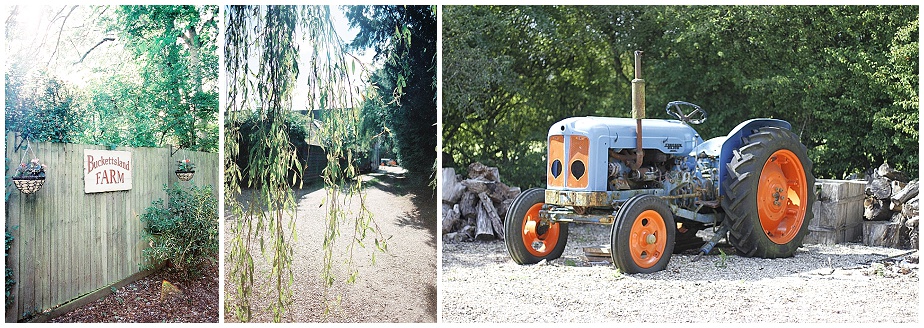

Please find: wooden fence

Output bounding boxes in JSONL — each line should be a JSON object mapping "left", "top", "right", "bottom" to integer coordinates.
{"left": 4, "top": 135, "right": 218, "bottom": 322}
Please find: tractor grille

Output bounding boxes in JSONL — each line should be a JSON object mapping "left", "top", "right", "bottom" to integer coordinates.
{"left": 548, "top": 135, "right": 589, "bottom": 189}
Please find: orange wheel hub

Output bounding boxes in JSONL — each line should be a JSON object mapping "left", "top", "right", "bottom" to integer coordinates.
{"left": 757, "top": 149, "right": 807, "bottom": 244}
{"left": 521, "top": 203, "right": 561, "bottom": 257}
{"left": 628, "top": 210, "right": 667, "bottom": 269}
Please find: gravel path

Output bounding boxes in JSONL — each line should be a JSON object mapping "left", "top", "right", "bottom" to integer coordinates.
{"left": 225, "top": 166, "right": 437, "bottom": 322}
{"left": 441, "top": 224, "right": 918, "bottom": 323}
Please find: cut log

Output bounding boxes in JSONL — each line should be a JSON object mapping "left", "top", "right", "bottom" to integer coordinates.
{"left": 459, "top": 192, "right": 479, "bottom": 220}
{"left": 497, "top": 198, "right": 515, "bottom": 219}
{"left": 459, "top": 225, "right": 476, "bottom": 239}
{"left": 478, "top": 192, "right": 506, "bottom": 239}
{"left": 891, "top": 179, "right": 919, "bottom": 206}
{"left": 864, "top": 198, "right": 892, "bottom": 221}
{"left": 475, "top": 204, "right": 495, "bottom": 240}
{"left": 441, "top": 168, "right": 466, "bottom": 204}
{"left": 468, "top": 162, "right": 500, "bottom": 182}
{"left": 876, "top": 162, "right": 907, "bottom": 182}
{"left": 441, "top": 203, "right": 462, "bottom": 234}
{"left": 507, "top": 187, "right": 522, "bottom": 200}
{"left": 867, "top": 177, "right": 892, "bottom": 199}
{"left": 902, "top": 197, "right": 919, "bottom": 219}
{"left": 461, "top": 179, "right": 494, "bottom": 195}
{"left": 441, "top": 203, "right": 453, "bottom": 234}
{"left": 863, "top": 220, "right": 902, "bottom": 248}
{"left": 488, "top": 182, "right": 511, "bottom": 203}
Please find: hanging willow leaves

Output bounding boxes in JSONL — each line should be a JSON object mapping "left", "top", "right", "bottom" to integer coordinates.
{"left": 224, "top": 5, "right": 387, "bottom": 322}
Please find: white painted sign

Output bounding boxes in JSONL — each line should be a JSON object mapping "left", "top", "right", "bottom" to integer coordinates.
{"left": 84, "top": 149, "right": 132, "bottom": 193}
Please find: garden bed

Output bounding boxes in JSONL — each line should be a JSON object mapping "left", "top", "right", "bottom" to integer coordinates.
{"left": 49, "top": 263, "right": 218, "bottom": 323}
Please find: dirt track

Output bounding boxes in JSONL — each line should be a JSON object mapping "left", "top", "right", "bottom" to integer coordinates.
{"left": 441, "top": 224, "right": 919, "bottom": 323}
{"left": 224, "top": 166, "right": 437, "bottom": 322}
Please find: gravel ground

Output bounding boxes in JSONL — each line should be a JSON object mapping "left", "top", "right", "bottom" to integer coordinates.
{"left": 441, "top": 224, "right": 919, "bottom": 323}
{"left": 224, "top": 166, "right": 437, "bottom": 322}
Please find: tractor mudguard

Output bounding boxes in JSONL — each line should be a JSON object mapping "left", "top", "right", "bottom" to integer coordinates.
{"left": 715, "top": 118, "right": 792, "bottom": 197}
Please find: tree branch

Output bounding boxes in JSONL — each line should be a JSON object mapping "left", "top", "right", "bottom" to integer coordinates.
{"left": 46, "top": 5, "right": 79, "bottom": 67}
{"left": 73, "top": 36, "right": 115, "bottom": 65}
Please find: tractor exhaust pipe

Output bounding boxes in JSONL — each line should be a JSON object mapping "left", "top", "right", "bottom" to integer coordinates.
{"left": 631, "top": 50, "right": 645, "bottom": 170}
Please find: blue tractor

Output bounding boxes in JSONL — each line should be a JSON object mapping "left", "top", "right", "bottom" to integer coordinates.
{"left": 504, "top": 52, "right": 815, "bottom": 273}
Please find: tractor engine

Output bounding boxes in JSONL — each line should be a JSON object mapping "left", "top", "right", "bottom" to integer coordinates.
{"left": 545, "top": 116, "right": 721, "bottom": 211}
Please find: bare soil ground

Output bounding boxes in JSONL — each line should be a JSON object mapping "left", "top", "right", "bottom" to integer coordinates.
{"left": 441, "top": 224, "right": 919, "bottom": 323}
{"left": 224, "top": 166, "right": 437, "bottom": 322}
{"left": 49, "top": 263, "right": 219, "bottom": 323}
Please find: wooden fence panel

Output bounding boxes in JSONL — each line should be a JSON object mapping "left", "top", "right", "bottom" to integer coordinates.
{"left": 4, "top": 135, "right": 217, "bottom": 322}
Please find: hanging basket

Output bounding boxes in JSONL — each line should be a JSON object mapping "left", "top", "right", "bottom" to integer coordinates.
{"left": 12, "top": 176, "right": 46, "bottom": 194}
{"left": 176, "top": 171, "right": 195, "bottom": 181}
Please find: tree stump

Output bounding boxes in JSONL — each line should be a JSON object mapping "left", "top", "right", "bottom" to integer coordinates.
{"left": 863, "top": 220, "right": 902, "bottom": 248}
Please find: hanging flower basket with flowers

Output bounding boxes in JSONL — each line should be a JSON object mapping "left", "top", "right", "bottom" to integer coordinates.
{"left": 12, "top": 158, "right": 47, "bottom": 194}
{"left": 175, "top": 159, "right": 196, "bottom": 181}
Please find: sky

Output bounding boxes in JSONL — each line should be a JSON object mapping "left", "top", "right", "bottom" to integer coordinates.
{"left": 290, "top": 6, "right": 377, "bottom": 112}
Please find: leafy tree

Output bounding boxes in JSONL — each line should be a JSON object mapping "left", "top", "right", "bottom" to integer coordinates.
{"left": 115, "top": 5, "right": 219, "bottom": 152}
{"left": 443, "top": 5, "right": 918, "bottom": 188}
{"left": 4, "top": 5, "right": 218, "bottom": 152}
{"left": 4, "top": 71, "right": 83, "bottom": 143}
{"left": 346, "top": 5, "right": 437, "bottom": 177}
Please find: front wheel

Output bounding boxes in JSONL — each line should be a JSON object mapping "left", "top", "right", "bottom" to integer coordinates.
{"left": 611, "top": 195, "right": 676, "bottom": 273}
{"left": 723, "top": 127, "right": 815, "bottom": 258}
{"left": 504, "top": 188, "right": 569, "bottom": 264}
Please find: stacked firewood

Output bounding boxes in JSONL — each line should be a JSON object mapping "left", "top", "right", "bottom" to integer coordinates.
{"left": 863, "top": 163, "right": 919, "bottom": 249}
{"left": 442, "top": 163, "right": 521, "bottom": 242}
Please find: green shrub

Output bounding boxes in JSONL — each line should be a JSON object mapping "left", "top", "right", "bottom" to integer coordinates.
{"left": 5, "top": 228, "right": 15, "bottom": 308}
{"left": 140, "top": 184, "right": 218, "bottom": 277}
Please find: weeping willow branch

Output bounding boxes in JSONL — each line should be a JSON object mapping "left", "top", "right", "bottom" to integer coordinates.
{"left": 224, "top": 5, "right": 387, "bottom": 322}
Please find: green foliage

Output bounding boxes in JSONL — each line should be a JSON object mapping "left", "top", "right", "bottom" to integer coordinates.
{"left": 230, "top": 110, "right": 315, "bottom": 187}
{"left": 4, "top": 72, "right": 83, "bottom": 143}
{"left": 139, "top": 184, "right": 218, "bottom": 278}
{"left": 4, "top": 5, "right": 218, "bottom": 152}
{"left": 715, "top": 248, "right": 728, "bottom": 269}
{"left": 115, "top": 5, "right": 219, "bottom": 152}
{"left": 5, "top": 226, "right": 16, "bottom": 308}
{"left": 346, "top": 5, "right": 437, "bottom": 178}
{"left": 176, "top": 159, "right": 196, "bottom": 172}
{"left": 443, "top": 5, "right": 918, "bottom": 187}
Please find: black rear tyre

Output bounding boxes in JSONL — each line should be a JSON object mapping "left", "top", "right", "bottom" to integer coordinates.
{"left": 722, "top": 127, "right": 815, "bottom": 258}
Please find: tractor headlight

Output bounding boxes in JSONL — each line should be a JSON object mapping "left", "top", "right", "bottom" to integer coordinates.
{"left": 548, "top": 135, "right": 565, "bottom": 187}
{"left": 567, "top": 135, "right": 589, "bottom": 188}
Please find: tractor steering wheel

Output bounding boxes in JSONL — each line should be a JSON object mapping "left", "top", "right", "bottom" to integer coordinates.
{"left": 666, "top": 101, "right": 706, "bottom": 125}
